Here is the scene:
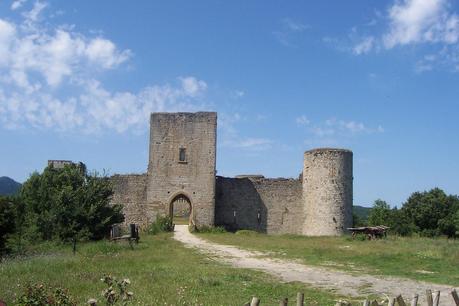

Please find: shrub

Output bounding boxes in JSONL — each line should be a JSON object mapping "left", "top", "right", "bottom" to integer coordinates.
{"left": 15, "top": 284, "right": 75, "bottom": 306}
{"left": 147, "top": 216, "right": 174, "bottom": 235}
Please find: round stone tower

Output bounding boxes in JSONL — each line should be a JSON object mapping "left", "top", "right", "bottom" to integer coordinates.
{"left": 302, "top": 148, "right": 353, "bottom": 236}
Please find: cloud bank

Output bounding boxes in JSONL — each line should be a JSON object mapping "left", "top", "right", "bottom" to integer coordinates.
{"left": 0, "top": 1, "right": 207, "bottom": 133}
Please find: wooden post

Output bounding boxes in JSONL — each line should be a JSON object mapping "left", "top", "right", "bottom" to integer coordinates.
{"left": 388, "top": 297, "right": 396, "bottom": 306}
{"left": 363, "top": 299, "right": 370, "bottom": 306}
{"left": 410, "top": 294, "right": 418, "bottom": 306}
{"left": 433, "top": 290, "right": 440, "bottom": 306}
{"left": 279, "top": 297, "right": 288, "bottom": 306}
{"left": 396, "top": 294, "right": 407, "bottom": 306}
{"left": 426, "top": 289, "right": 433, "bottom": 306}
{"left": 296, "top": 293, "right": 304, "bottom": 306}
{"left": 250, "top": 297, "right": 260, "bottom": 306}
{"left": 452, "top": 289, "right": 459, "bottom": 306}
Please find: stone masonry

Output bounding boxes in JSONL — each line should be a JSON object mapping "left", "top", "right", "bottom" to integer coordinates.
{"left": 110, "top": 112, "right": 353, "bottom": 236}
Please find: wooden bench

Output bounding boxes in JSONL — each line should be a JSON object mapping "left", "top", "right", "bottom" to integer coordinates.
{"left": 110, "top": 224, "right": 139, "bottom": 248}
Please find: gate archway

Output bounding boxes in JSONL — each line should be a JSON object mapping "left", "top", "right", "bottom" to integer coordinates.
{"left": 169, "top": 193, "right": 193, "bottom": 225}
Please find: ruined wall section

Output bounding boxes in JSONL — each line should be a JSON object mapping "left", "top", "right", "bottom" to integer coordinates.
{"left": 146, "top": 112, "right": 217, "bottom": 227}
{"left": 215, "top": 176, "right": 303, "bottom": 234}
{"left": 110, "top": 174, "right": 148, "bottom": 227}
{"left": 302, "top": 148, "right": 353, "bottom": 236}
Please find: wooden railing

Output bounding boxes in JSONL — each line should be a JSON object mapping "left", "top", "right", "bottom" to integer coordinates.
{"left": 244, "top": 289, "right": 459, "bottom": 306}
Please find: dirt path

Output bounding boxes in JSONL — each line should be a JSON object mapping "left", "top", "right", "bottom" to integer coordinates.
{"left": 173, "top": 225, "right": 457, "bottom": 305}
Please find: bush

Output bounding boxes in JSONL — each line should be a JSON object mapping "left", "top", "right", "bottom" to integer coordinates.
{"left": 15, "top": 284, "right": 75, "bottom": 306}
{"left": 147, "top": 216, "right": 174, "bottom": 235}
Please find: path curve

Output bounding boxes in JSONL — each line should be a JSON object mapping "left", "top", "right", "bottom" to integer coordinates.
{"left": 173, "top": 225, "right": 457, "bottom": 305}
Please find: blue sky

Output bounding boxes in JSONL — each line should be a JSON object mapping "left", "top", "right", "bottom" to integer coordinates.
{"left": 0, "top": 0, "right": 458, "bottom": 207}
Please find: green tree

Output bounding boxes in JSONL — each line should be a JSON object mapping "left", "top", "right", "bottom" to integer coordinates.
{"left": 367, "top": 199, "right": 392, "bottom": 226}
{"left": 0, "top": 196, "right": 16, "bottom": 254}
{"left": 19, "top": 164, "right": 124, "bottom": 249}
{"left": 401, "top": 188, "right": 458, "bottom": 237}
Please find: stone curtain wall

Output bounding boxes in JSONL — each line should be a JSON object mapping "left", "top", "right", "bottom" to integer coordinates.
{"left": 107, "top": 112, "right": 354, "bottom": 236}
{"left": 215, "top": 176, "right": 303, "bottom": 234}
{"left": 302, "top": 148, "right": 353, "bottom": 236}
{"left": 110, "top": 174, "right": 148, "bottom": 227}
{"left": 146, "top": 112, "right": 217, "bottom": 227}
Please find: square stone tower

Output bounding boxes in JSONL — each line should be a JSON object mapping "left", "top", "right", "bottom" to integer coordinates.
{"left": 146, "top": 112, "right": 217, "bottom": 227}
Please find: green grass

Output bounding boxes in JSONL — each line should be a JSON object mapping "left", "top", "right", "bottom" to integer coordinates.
{"left": 198, "top": 232, "right": 459, "bottom": 286}
{"left": 0, "top": 233, "right": 348, "bottom": 305}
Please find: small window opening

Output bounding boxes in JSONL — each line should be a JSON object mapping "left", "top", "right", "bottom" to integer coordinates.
{"left": 179, "top": 148, "right": 186, "bottom": 162}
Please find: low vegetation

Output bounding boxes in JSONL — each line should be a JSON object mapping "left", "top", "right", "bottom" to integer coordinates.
{"left": 200, "top": 231, "right": 459, "bottom": 286}
{"left": 0, "top": 233, "right": 344, "bottom": 305}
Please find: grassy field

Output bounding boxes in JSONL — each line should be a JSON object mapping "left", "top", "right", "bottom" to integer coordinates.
{"left": 199, "top": 231, "right": 459, "bottom": 286}
{"left": 0, "top": 233, "right": 348, "bottom": 305}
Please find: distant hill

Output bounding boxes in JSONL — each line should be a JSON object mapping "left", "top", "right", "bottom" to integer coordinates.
{"left": 353, "top": 205, "right": 371, "bottom": 222}
{"left": 0, "top": 176, "right": 22, "bottom": 196}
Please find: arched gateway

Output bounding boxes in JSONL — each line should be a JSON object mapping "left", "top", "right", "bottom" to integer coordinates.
{"left": 169, "top": 193, "right": 193, "bottom": 225}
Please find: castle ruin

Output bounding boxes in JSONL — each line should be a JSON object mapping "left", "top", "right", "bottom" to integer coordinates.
{"left": 110, "top": 112, "right": 353, "bottom": 236}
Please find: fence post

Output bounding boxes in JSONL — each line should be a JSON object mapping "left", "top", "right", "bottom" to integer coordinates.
{"left": 452, "top": 289, "right": 459, "bottom": 306}
{"left": 426, "top": 289, "right": 433, "bottom": 306}
{"left": 279, "top": 297, "right": 288, "bottom": 306}
{"left": 250, "top": 297, "right": 260, "bottom": 306}
{"left": 410, "top": 294, "right": 418, "bottom": 306}
{"left": 296, "top": 293, "right": 304, "bottom": 306}
{"left": 396, "top": 294, "right": 407, "bottom": 306}
{"left": 433, "top": 290, "right": 440, "bottom": 306}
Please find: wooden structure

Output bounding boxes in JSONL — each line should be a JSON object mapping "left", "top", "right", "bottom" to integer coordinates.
{"left": 347, "top": 225, "right": 389, "bottom": 239}
{"left": 110, "top": 224, "right": 139, "bottom": 248}
{"left": 243, "top": 289, "right": 459, "bottom": 306}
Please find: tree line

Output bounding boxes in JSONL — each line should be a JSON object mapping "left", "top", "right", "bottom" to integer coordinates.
{"left": 0, "top": 163, "right": 124, "bottom": 255}
{"left": 355, "top": 188, "right": 459, "bottom": 237}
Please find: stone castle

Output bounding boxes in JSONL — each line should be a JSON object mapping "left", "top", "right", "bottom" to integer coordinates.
{"left": 110, "top": 112, "right": 353, "bottom": 236}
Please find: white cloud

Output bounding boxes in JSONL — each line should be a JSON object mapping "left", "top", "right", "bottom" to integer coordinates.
{"left": 85, "top": 38, "right": 132, "bottom": 69}
{"left": 22, "top": 0, "right": 47, "bottom": 24}
{"left": 11, "top": 0, "right": 27, "bottom": 10}
{"left": 383, "top": 0, "right": 459, "bottom": 48}
{"left": 0, "top": 76, "right": 208, "bottom": 133}
{"left": 179, "top": 76, "right": 208, "bottom": 97}
{"left": 274, "top": 17, "right": 309, "bottom": 47}
{"left": 233, "top": 90, "right": 245, "bottom": 98}
{"left": 0, "top": 2, "right": 131, "bottom": 90}
{"left": 353, "top": 36, "right": 375, "bottom": 54}
{"left": 299, "top": 117, "right": 384, "bottom": 139}
{"left": 295, "top": 115, "right": 310, "bottom": 126}
{"left": 0, "top": 1, "right": 207, "bottom": 133}
{"left": 282, "top": 18, "right": 309, "bottom": 32}
{"left": 347, "top": 0, "right": 459, "bottom": 71}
